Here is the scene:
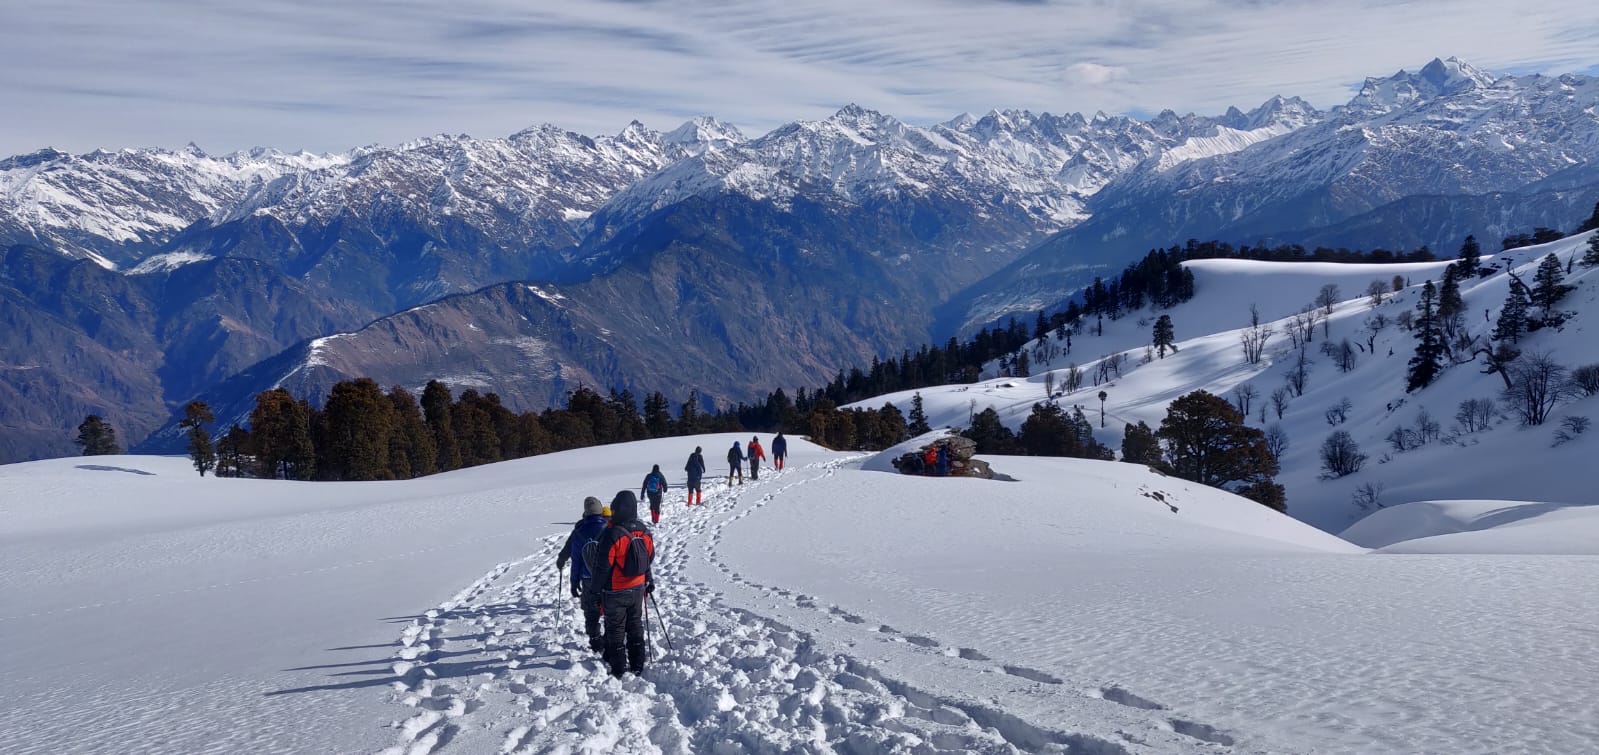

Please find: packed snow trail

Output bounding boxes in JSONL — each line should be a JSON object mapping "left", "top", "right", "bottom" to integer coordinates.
{"left": 373, "top": 458, "right": 1252, "bottom": 754}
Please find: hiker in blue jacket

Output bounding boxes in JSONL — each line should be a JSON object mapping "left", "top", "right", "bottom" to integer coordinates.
{"left": 641, "top": 464, "right": 668, "bottom": 524}
{"left": 554, "top": 496, "right": 610, "bottom": 652}
{"left": 772, "top": 432, "right": 788, "bottom": 471}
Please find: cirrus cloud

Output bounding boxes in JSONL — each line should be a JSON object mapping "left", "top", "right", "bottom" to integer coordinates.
{"left": 1, "top": 0, "right": 1597, "bottom": 155}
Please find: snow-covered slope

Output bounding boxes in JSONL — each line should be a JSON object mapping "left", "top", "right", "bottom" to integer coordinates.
{"left": 7, "top": 434, "right": 1597, "bottom": 754}
{"left": 1340, "top": 498, "right": 1599, "bottom": 554}
{"left": 859, "top": 232, "right": 1599, "bottom": 532}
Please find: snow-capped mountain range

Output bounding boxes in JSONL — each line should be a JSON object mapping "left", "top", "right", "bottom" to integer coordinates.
{"left": 5, "top": 58, "right": 1599, "bottom": 463}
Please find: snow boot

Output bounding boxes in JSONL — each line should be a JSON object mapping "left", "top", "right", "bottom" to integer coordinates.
{"left": 651, "top": 509, "right": 660, "bottom": 524}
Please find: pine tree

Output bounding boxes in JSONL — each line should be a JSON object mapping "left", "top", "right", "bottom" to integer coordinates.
{"left": 1406, "top": 280, "right": 1445, "bottom": 392}
{"left": 1584, "top": 234, "right": 1599, "bottom": 267}
{"left": 679, "top": 389, "right": 704, "bottom": 435}
{"left": 1492, "top": 281, "right": 1530, "bottom": 344}
{"left": 1456, "top": 235, "right": 1481, "bottom": 278}
{"left": 962, "top": 407, "right": 1018, "bottom": 454}
{"left": 907, "top": 392, "right": 932, "bottom": 435}
{"left": 75, "top": 414, "right": 121, "bottom": 455}
{"left": 643, "top": 391, "right": 672, "bottom": 438}
{"left": 178, "top": 400, "right": 216, "bottom": 476}
{"left": 318, "top": 378, "right": 395, "bottom": 481}
{"left": 387, "top": 386, "right": 436, "bottom": 479}
{"left": 1437, "top": 266, "right": 1464, "bottom": 337}
{"left": 1152, "top": 314, "right": 1176, "bottom": 358}
{"left": 1531, "top": 252, "right": 1573, "bottom": 319}
{"left": 421, "top": 380, "right": 461, "bottom": 472}
{"left": 249, "top": 388, "right": 315, "bottom": 479}
{"left": 214, "top": 424, "right": 249, "bottom": 477}
{"left": 1120, "top": 421, "right": 1162, "bottom": 467}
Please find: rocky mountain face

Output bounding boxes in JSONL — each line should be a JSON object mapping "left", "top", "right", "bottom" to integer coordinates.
{"left": 5, "top": 58, "right": 1599, "bottom": 462}
{"left": 942, "top": 58, "right": 1599, "bottom": 333}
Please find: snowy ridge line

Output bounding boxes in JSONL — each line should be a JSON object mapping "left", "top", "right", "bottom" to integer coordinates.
{"left": 372, "top": 458, "right": 1240, "bottom": 754}
{"left": 0, "top": 529, "right": 529, "bottom": 624}
{"left": 696, "top": 459, "right": 1244, "bottom": 751}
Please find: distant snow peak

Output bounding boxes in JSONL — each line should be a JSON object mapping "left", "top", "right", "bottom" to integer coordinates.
{"left": 1351, "top": 56, "right": 1497, "bottom": 113}
{"left": 663, "top": 116, "right": 745, "bottom": 156}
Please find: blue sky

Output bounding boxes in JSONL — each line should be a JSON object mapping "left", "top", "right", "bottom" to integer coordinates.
{"left": 3, "top": 0, "right": 1598, "bottom": 155}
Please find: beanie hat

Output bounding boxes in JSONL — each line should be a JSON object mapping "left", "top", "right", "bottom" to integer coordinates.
{"left": 583, "top": 496, "right": 604, "bottom": 516}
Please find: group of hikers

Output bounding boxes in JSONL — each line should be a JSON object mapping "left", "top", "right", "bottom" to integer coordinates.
{"left": 552, "top": 433, "right": 789, "bottom": 678}
{"left": 901, "top": 443, "right": 952, "bottom": 476}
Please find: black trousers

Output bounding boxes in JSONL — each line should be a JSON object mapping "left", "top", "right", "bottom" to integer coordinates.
{"left": 579, "top": 578, "right": 601, "bottom": 643}
{"left": 601, "top": 587, "right": 647, "bottom": 676}
{"left": 647, "top": 492, "right": 663, "bottom": 515}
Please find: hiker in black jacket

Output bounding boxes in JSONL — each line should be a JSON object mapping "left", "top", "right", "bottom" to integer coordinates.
{"left": 592, "top": 491, "right": 656, "bottom": 678}
{"left": 684, "top": 447, "right": 706, "bottom": 506}
{"left": 640, "top": 464, "right": 668, "bottom": 524}
{"left": 727, "top": 441, "right": 745, "bottom": 485}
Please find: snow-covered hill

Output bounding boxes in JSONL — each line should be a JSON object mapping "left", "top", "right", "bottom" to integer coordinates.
{"left": 860, "top": 232, "right": 1599, "bottom": 532}
{"left": 5, "top": 434, "right": 1597, "bottom": 753}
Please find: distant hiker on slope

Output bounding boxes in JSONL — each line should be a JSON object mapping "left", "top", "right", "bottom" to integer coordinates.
{"left": 684, "top": 446, "right": 706, "bottom": 506}
{"left": 727, "top": 441, "right": 745, "bottom": 485}
{"left": 772, "top": 432, "right": 788, "bottom": 471}
{"left": 641, "top": 464, "right": 668, "bottom": 524}
{"left": 748, "top": 436, "right": 767, "bottom": 480}
{"left": 554, "top": 496, "right": 610, "bottom": 652}
{"left": 593, "top": 491, "right": 656, "bottom": 678}
{"left": 936, "top": 443, "right": 951, "bottom": 477}
{"left": 923, "top": 446, "right": 938, "bottom": 476}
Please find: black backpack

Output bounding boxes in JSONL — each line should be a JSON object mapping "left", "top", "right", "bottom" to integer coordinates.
{"left": 610, "top": 524, "right": 655, "bottom": 579}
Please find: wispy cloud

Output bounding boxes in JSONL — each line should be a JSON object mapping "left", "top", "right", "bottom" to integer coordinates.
{"left": 2, "top": 0, "right": 1597, "bottom": 154}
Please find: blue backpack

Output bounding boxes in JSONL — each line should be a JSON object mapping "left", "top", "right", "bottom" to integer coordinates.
{"left": 646, "top": 474, "right": 662, "bottom": 494}
{"left": 571, "top": 517, "right": 609, "bottom": 580}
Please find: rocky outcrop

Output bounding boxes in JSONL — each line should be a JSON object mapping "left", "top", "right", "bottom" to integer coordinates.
{"left": 889, "top": 436, "right": 991, "bottom": 479}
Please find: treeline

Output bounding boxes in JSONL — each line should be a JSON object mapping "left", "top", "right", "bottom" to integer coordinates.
{"left": 191, "top": 380, "right": 918, "bottom": 480}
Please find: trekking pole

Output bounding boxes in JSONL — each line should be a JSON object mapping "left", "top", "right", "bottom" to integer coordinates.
{"left": 644, "top": 594, "right": 654, "bottom": 660}
{"left": 649, "top": 593, "right": 674, "bottom": 651}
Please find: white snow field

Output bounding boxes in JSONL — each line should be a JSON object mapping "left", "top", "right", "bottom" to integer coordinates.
{"left": 858, "top": 232, "right": 1599, "bottom": 532}
{"left": 5, "top": 434, "right": 1597, "bottom": 754}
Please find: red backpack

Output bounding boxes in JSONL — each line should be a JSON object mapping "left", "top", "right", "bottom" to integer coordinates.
{"left": 606, "top": 525, "right": 654, "bottom": 589}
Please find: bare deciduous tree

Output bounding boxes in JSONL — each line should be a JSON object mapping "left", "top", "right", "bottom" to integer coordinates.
{"left": 1286, "top": 347, "right": 1311, "bottom": 397}
{"left": 1316, "top": 284, "right": 1342, "bottom": 315}
{"left": 1232, "top": 384, "right": 1259, "bottom": 416}
{"left": 1365, "top": 279, "right": 1389, "bottom": 308}
{"left": 1263, "top": 423, "right": 1289, "bottom": 459}
{"left": 1503, "top": 351, "right": 1572, "bottom": 426}
{"left": 1319, "top": 430, "right": 1366, "bottom": 479}
{"left": 1270, "top": 386, "right": 1292, "bottom": 419}
{"left": 1454, "top": 398, "right": 1496, "bottom": 434}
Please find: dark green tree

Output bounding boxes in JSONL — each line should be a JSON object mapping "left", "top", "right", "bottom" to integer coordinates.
{"left": 962, "top": 407, "right": 1019, "bottom": 454}
{"left": 1406, "top": 280, "right": 1445, "bottom": 392}
{"left": 1156, "top": 390, "right": 1283, "bottom": 511}
{"left": 1455, "top": 235, "right": 1481, "bottom": 278}
{"left": 319, "top": 378, "right": 395, "bottom": 481}
{"left": 249, "top": 388, "right": 315, "bottom": 480}
{"left": 214, "top": 424, "right": 250, "bottom": 477}
{"left": 386, "top": 386, "right": 437, "bottom": 479}
{"left": 643, "top": 391, "right": 672, "bottom": 438}
{"left": 1493, "top": 280, "right": 1530, "bottom": 344}
{"left": 179, "top": 400, "right": 216, "bottom": 476}
{"left": 1152, "top": 314, "right": 1176, "bottom": 358}
{"left": 1531, "top": 252, "right": 1573, "bottom": 319}
{"left": 421, "top": 380, "right": 461, "bottom": 472}
{"left": 907, "top": 392, "right": 932, "bottom": 436}
{"left": 1019, "top": 402, "right": 1075, "bottom": 456}
{"left": 1120, "top": 420, "right": 1163, "bottom": 467}
{"left": 1437, "top": 266, "right": 1464, "bottom": 338}
{"left": 75, "top": 414, "right": 121, "bottom": 455}
{"left": 1584, "top": 234, "right": 1599, "bottom": 267}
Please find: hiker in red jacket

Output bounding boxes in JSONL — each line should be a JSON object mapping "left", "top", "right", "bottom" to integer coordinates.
{"left": 747, "top": 436, "right": 767, "bottom": 480}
